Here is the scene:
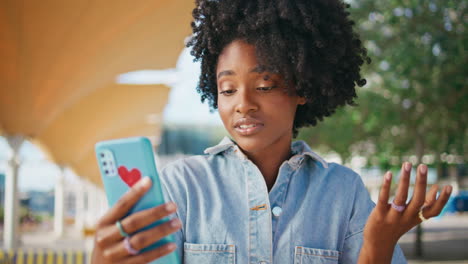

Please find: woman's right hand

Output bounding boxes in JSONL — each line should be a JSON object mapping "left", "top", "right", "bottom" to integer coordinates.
{"left": 91, "top": 177, "right": 182, "bottom": 264}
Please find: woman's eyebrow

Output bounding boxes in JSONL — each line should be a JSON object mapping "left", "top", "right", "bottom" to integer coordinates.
{"left": 217, "top": 70, "right": 235, "bottom": 79}
{"left": 217, "top": 65, "right": 269, "bottom": 79}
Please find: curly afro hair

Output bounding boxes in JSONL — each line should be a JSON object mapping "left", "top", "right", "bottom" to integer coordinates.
{"left": 187, "top": 0, "right": 370, "bottom": 136}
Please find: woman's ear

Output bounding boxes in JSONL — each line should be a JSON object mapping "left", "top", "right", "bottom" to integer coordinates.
{"left": 298, "top": 97, "right": 307, "bottom": 105}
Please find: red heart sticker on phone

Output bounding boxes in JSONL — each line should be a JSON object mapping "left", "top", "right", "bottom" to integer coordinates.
{"left": 118, "top": 166, "right": 142, "bottom": 187}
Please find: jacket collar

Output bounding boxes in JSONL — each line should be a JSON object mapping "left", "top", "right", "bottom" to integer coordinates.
{"left": 204, "top": 136, "right": 328, "bottom": 168}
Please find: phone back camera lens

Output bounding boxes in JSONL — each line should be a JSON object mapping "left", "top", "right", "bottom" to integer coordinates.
{"left": 105, "top": 170, "right": 109, "bottom": 174}
{"left": 100, "top": 153, "right": 105, "bottom": 158}
{"left": 103, "top": 162, "right": 107, "bottom": 166}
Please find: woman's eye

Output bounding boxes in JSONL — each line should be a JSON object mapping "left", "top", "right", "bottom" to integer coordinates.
{"left": 220, "top": 89, "right": 236, "bottom": 95}
{"left": 257, "top": 86, "right": 276, "bottom": 91}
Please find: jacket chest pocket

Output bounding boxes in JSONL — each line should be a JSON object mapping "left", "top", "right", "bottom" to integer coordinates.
{"left": 184, "top": 243, "right": 236, "bottom": 264}
{"left": 294, "top": 246, "right": 340, "bottom": 264}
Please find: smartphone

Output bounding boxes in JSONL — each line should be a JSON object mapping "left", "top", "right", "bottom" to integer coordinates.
{"left": 95, "top": 137, "right": 179, "bottom": 264}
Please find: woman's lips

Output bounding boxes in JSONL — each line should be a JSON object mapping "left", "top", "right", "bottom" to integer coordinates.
{"left": 235, "top": 123, "right": 264, "bottom": 135}
{"left": 234, "top": 118, "right": 264, "bottom": 136}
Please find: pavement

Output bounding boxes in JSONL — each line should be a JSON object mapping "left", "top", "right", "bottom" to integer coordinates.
{"left": 399, "top": 214, "right": 468, "bottom": 264}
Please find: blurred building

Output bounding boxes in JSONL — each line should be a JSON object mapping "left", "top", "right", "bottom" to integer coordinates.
{"left": 157, "top": 125, "right": 225, "bottom": 156}
{"left": 26, "top": 190, "right": 55, "bottom": 215}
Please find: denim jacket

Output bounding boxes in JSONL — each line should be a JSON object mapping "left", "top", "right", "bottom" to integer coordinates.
{"left": 159, "top": 137, "right": 407, "bottom": 264}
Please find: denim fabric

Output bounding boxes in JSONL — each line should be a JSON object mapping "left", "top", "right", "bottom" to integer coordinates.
{"left": 159, "top": 137, "right": 407, "bottom": 264}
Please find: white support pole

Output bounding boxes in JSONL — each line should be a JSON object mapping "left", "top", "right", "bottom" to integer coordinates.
{"left": 83, "top": 181, "right": 97, "bottom": 264}
{"left": 85, "top": 182, "right": 95, "bottom": 227}
{"left": 3, "top": 135, "right": 24, "bottom": 250}
{"left": 74, "top": 180, "right": 85, "bottom": 233}
{"left": 54, "top": 165, "right": 66, "bottom": 238}
{"left": 99, "top": 188, "right": 108, "bottom": 218}
{"left": 90, "top": 184, "right": 105, "bottom": 224}
{"left": 92, "top": 184, "right": 100, "bottom": 219}
{"left": 83, "top": 182, "right": 89, "bottom": 228}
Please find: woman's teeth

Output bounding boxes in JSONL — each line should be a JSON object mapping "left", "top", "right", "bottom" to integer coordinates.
{"left": 240, "top": 124, "right": 256, "bottom": 129}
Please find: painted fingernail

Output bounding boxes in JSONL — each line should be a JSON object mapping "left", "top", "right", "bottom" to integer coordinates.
{"left": 170, "top": 219, "right": 181, "bottom": 228}
{"left": 165, "top": 202, "right": 176, "bottom": 212}
{"left": 166, "top": 243, "right": 176, "bottom": 250}
{"left": 446, "top": 186, "right": 452, "bottom": 194}
{"left": 405, "top": 162, "right": 412, "bottom": 172}
{"left": 96, "top": 235, "right": 104, "bottom": 244}
{"left": 136, "top": 177, "right": 151, "bottom": 189}
{"left": 385, "top": 171, "right": 392, "bottom": 181}
{"left": 420, "top": 164, "right": 427, "bottom": 174}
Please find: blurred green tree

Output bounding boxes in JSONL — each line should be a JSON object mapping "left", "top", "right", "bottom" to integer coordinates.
{"left": 299, "top": 0, "right": 467, "bottom": 257}
{"left": 351, "top": 0, "right": 466, "bottom": 166}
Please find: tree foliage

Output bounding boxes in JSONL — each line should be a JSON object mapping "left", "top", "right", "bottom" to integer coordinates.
{"left": 299, "top": 0, "right": 467, "bottom": 168}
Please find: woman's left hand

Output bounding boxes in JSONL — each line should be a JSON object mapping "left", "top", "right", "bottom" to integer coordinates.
{"left": 359, "top": 162, "right": 452, "bottom": 263}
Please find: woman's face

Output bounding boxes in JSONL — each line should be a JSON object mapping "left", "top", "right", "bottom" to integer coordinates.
{"left": 216, "top": 40, "right": 305, "bottom": 155}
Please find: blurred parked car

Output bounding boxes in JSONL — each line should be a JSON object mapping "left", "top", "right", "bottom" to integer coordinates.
{"left": 453, "top": 191, "right": 468, "bottom": 212}
{"left": 440, "top": 190, "right": 468, "bottom": 216}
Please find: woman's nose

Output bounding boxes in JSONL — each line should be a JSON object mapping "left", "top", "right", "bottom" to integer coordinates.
{"left": 234, "top": 89, "right": 258, "bottom": 114}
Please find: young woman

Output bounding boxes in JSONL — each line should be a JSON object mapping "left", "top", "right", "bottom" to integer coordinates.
{"left": 91, "top": 0, "right": 452, "bottom": 263}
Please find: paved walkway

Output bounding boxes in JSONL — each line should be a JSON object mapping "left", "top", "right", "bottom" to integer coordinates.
{"left": 399, "top": 214, "right": 468, "bottom": 264}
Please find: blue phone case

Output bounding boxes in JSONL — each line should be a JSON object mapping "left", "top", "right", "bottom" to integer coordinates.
{"left": 95, "top": 137, "right": 179, "bottom": 264}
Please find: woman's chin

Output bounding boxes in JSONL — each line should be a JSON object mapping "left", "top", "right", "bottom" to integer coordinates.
{"left": 233, "top": 137, "right": 268, "bottom": 155}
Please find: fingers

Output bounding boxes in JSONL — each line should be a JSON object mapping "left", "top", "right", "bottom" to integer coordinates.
{"left": 366, "top": 162, "right": 454, "bottom": 247}
{"left": 376, "top": 171, "right": 392, "bottom": 212}
{"left": 98, "top": 177, "right": 152, "bottom": 227}
{"left": 393, "top": 162, "right": 412, "bottom": 206}
{"left": 407, "top": 164, "right": 428, "bottom": 212}
{"left": 422, "top": 185, "right": 453, "bottom": 219}
{"left": 424, "top": 184, "right": 439, "bottom": 207}
{"left": 97, "top": 202, "right": 178, "bottom": 246}
{"left": 388, "top": 163, "right": 412, "bottom": 218}
{"left": 117, "top": 243, "right": 177, "bottom": 264}
{"left": 103, "top": 218, "right": 182, "bottom": 261}
{"left": 121, "top": 202, "right": 177, "bottom": 236}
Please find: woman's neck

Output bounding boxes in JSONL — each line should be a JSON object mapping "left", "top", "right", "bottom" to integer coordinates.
{"left": 243, "top": 139, "right": 293, "bottom": 191}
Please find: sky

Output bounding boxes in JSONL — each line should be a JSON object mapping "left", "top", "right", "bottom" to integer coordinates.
{"left": 117, "top": 47, "right": 223, "bottom": 126}
{"left": 0, "top": 47, "right": 223, "bottom": 192}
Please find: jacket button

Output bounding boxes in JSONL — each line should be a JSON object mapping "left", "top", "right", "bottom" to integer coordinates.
{"left": 272, "top": 206, "right": 282, "bottom": 217}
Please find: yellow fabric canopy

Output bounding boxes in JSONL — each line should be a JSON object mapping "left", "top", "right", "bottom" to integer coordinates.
{"left": 33, "top": 83, "right": 169, "bottom": 184}
{"left": 1, "top": 0, "right": 192, "bottom": 136}
{"left": 0, "top": 0, "right": 194, "bottom": 182}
